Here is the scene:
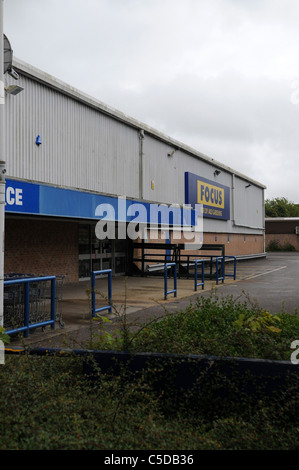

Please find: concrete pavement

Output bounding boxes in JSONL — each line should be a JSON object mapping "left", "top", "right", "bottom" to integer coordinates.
{"left": 7, "top": 252, "right": 299, "bottom": 349}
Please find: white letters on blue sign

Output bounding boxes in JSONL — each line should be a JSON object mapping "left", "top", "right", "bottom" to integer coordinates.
{"left": 6, "top": 187, "right": 23, "bottom": 206}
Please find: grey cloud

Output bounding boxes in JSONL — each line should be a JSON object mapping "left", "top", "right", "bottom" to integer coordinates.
{"left": 3, "top": 0, "right": 299, "bottom": 200}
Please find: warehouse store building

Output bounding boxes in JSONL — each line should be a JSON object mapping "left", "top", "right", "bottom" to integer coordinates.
{"left": 4, "top": 59, "right": 266, "bottom": 284}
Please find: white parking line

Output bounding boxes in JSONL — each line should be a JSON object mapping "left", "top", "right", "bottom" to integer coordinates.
{"left": 241, "top": 266, "right": 287, "bottom": 280}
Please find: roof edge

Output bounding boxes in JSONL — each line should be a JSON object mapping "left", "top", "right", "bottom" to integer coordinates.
{"left": 12, "top": 57, "right": 266, "bottom": 190}
{"left": 265, "top": 217, "right": 299, "bottom": 221}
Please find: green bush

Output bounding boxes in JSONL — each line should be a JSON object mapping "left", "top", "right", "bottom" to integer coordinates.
{"left": 282, "top": 242, "right": 296, "bottom": 251}
{"left": 1, "top": 292, "right": 299, "bottom": 450}
{"left": 0, "top": 349, "right": 298, "bottom": 450}
{"left": 266, "top": 240, "right": 296, "bottom": 252}
{"left": 92, "top": 291, "right": 299, "bottom": 361}
{"left": 266, "top": 240, "right": 282, "bottom": 251}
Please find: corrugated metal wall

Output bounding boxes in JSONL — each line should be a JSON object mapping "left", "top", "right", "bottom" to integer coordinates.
{"left": 142, "top": 134, "right": 233, "bottom": 205}
{"left": 233, "top": 175, "right": 264, "bottom": 230}
{"left": 5, "top": 73, "right": 140, "bottom": 198}
{"left": 4, "top": 64, "right": 265, "bottom": 235}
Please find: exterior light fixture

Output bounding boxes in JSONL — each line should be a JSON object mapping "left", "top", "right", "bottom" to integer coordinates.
{"left": 214, "top": 169, "right": 221, "bottom": 176}
{"left": 7, "top": 68, "right": 19, "bottom": 80}
{"left": 5, "top": 84, "right": 23, "bottom": 95}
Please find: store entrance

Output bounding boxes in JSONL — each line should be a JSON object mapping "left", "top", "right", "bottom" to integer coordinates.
{"left": 78, "top": 223, "right": 128, "bottom": 279}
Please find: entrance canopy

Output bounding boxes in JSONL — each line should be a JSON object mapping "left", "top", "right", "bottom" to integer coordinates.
{"left": 5, "top": 178, "right": 197, "bottom": 228}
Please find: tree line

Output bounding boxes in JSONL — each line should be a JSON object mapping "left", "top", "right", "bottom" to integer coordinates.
{"left": 265, "top": 197, "right": 299, "bottom": 217}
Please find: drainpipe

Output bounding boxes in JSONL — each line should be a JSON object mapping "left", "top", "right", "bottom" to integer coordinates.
{"left": 231, "top": 173, "right": 235, "bottom": 226}
{"left": 139, "top": 129, "right": 144, "bottom": 200}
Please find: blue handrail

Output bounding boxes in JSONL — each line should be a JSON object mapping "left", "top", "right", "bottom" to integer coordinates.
{"left": 225, "top": 256, "right": 237, "bottom": 280}
{"left": 4, "top": 276, "right": 56, "bottom": 337}
{"left": 194, "top": 259, "right": 205, "bottom": 291}
{"left": 216, "top": 256, "right": 225, "bottom": 284}
{"left": 216, "top": 256, "right": 237, "bottom": 285}
{"left": 91, "top": 269, "right": 112, "bottom": 317}
{"left": 164, "top": 263, "right": 177, "bottom": 300}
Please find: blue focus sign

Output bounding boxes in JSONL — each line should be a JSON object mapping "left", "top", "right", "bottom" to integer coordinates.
{"left": 185, "top": 172, "right": 230, "bottom": 220}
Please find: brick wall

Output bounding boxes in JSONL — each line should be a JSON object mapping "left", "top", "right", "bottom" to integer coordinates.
{"left": 201, "top": 232, "right": 265, "bottom": 256}
{"left": 171, "top": 231, "right": 264, "bottom": 257}
{"left": 4, "top": 217, "right": 265, "bottom": 283}
{"left": 265, "top": 219, "right": 299, "bottom": 250}
{"left": 134, "top": 230, "right": 265, "bottom": 271}
{"left": 265, "top": 233, "right": 299, "bottom": 251}
{"left": 4, "top": 217, "right": 79, "bottom": 283}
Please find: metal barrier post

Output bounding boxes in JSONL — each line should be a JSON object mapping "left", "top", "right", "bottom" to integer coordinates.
{"left": 224, "top": 256, "right": 237, "bottom": 280}
{"left": 216, "top": 256, "right": 237, "bottom": 284}
{"left": 91, "top": 269, "right": 112, "bottom": 317}
{"left": 4, "top": 276, "right": 56, "bottom": 337}
{"left": 50, "top": 277, "right": 56, "bottom": 329}
{"left": 216, "top": 257, "right": 225, "bottom": 284}
{"left": 194, "top": 259, "right": 205, "bottom": 291}
{"left": 164, "top": 263, "right": 177, "bottom": 300}
{"left": 24, "top": 281, "right": 30, "bottom": 338}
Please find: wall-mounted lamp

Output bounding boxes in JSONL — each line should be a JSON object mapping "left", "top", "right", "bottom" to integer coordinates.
{"left": 5, "top": 84, "right": 24, "bottom": 95}
{"left": 245, "top": 183, "right": 251, "bottom": 188}
{"left": 214, "top": 169, "right": 221, "bottom": 176}
{"left": 35, "top": 135, "right": 42, "bottom": 146}
{"left": 7, "top": 68, "right": 20, "bottom": 80}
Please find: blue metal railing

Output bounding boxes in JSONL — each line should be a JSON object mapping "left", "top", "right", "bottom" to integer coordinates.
{"left": 4, "top": 276, "right": 56, "bottom": 337}
{"left": 164, "top": 263, "right": 177, "bottom": 300}
{"left": 91, "top": 269, "right": 112, "bottom": 317}
{"left": 216, "top": 256, "right": 237, "bottom": 285}
{"left": 194, "top": 259, "right": 205, "bottom": 291}
{"left": 225, "top": 256, "right": 237, "bottom": 281}
{"left": 216, "top": 256, "right": 224, "bottom": 284}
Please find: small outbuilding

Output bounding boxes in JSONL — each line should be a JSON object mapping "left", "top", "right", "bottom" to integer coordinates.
{"left": 265, "top": 218, "right": 299, "bottom": 251}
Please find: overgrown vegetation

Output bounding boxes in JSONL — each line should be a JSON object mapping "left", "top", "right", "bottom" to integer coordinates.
{"left": 1, "top": 347, "right": 299, "bottom": 450}
{"left": 266, "top": 239, "right": 296, "bottom": 252}
{"left": 0, "top": 326, "right": 10, "bottom": 345}
{"left": 90, "top": 291, "right": 299, "bottom": 361}
{"left": 1, "top": 291, "right": 299, "bottom": 450}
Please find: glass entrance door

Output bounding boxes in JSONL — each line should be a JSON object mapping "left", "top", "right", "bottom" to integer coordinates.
{"left": 78, "top": 225, "right": 92, "bottom": 279}
{"left": 113, "top": 238, "right": 128, "bottom": 275}
{"left": 78, "top": 223, "right": 128, "bottom": 279}
{"left": 94, "top": 239, "right": 112, "bottom": 273}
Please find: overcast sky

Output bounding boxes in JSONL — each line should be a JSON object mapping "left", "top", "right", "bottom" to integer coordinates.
{"left": 3, "top": 0, "right": 299, "bottom": 201}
